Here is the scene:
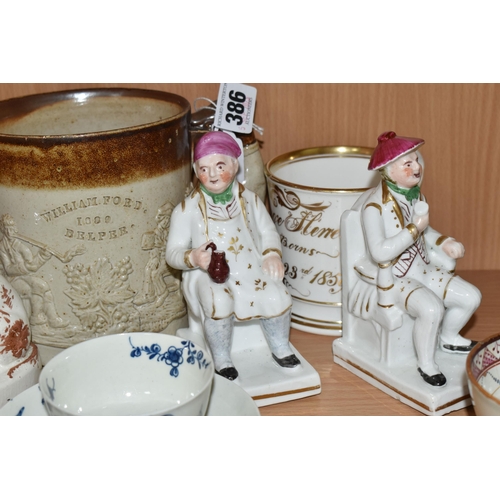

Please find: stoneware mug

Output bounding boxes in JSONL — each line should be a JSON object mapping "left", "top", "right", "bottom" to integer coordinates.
{"left": 0, "top": 88, "right": 192, "bottom": 363}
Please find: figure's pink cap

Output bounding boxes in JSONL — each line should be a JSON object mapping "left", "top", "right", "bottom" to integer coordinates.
{"left": 368, "top": 131, "right": 424, "bottom": 171}
{"left": 194, "top": 131, "right": 242, "bottom": 162}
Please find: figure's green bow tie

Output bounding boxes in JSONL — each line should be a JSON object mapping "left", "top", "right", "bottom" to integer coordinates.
{"left": 386, "top": 181, "right": 421, "bottom": 202}
{"left": 200, "top": 182, "right": 234, "bottom": 205}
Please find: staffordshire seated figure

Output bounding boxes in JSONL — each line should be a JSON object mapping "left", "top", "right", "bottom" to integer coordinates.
{"left": 340, "top": 131, "right": 481, "bottom": 388}
{"left": 166, "top": 131, "right": 300, "bottom": 381}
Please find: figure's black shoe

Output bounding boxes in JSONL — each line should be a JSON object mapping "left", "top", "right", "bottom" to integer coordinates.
{"left": 272, "top": 353, "right": 301, "bottom": 368}
{"left": 216, "top": 366, "right": 239, "bottom": 381}
{"left": 418, "top": 368, "right": 447, "bottom": 387}
{"left": 440, "top": 340, "right": 477, "bottom": 354}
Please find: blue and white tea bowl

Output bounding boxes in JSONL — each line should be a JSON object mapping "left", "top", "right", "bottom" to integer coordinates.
{"left": 39, "top": 332, "right": 214, "bottom": 416}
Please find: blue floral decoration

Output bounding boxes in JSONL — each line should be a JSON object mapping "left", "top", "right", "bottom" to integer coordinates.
{"left": 129, "top": 337, "right": 211, "bottom": 377}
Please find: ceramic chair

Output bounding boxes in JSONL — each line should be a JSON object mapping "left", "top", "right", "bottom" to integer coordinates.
{"left": 338, "top": 196, "right": 419, "bottom": 366}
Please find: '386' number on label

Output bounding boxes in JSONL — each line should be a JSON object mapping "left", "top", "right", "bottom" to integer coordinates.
{"left": 215, "top": 83, "right": 256, "bottom": 134}
{"left": 225, "top": 91, "right": 246, "bottom": 126}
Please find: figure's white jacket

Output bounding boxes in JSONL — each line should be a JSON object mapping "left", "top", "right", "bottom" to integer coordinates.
{"left": 352, "top": 181, "right": 456, "bottom": 303}
{"left": 166, "top": 182, "right": 291, "bottom": 322}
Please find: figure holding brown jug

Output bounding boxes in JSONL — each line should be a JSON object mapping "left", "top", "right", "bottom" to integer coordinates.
{"left": 166, "top": 131, "right": 300, "bottom": 380}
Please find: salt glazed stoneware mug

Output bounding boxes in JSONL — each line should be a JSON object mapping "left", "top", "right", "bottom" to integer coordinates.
{"left": 265, "top": 146, "right": 378, "bottom": 335}
{"left": 0, "top": 88, "right": 192, "bottom": 364}
{"left": 39, "top": 332, "right": 215, "bottom": 416}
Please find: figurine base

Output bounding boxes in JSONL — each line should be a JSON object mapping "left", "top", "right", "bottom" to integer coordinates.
{"left": 332, "top": 337, "right": 471, "bottom": 416}
{"left": 176, "top": 320, "right": 321, "bottom": 407}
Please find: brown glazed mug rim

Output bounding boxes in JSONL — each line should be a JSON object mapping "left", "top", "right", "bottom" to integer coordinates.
{"left": 0, "top": 87, "right": 191, "bottom": 144}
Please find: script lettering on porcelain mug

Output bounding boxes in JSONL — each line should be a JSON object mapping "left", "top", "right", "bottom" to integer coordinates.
{"left": 265, "top": 147, "right": 378, "bottom": 335}
{"left": 272, "top": 186, "right": 342, "bottom": 299}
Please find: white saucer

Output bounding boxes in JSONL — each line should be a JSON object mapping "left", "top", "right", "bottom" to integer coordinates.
{"left": 0, "top": 374, "right": 260, "bottom": 416}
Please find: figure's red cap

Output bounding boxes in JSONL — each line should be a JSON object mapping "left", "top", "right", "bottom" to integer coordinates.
{"left": 368, "top": 131, "right": 424, "bottom": 171}
{"left": 194, "top": 131, "right": 242, "bottom": 162}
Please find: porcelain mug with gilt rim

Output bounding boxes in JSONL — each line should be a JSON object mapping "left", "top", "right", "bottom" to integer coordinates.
{"left": 265, "top": 146, "right": 377, "bottom": 335}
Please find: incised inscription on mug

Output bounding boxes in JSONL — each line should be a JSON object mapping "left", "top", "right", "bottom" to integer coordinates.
{"left": 38, "top": 195, "right": 142, "bottom": 242}
{"left": 0, "top": 193, "right": 186, "bottom": 347}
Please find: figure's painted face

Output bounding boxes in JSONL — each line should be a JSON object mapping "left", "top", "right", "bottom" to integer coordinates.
{"left": 195, "top": 153, "right": 238, "bottom": 194}
{"left": 387, "top": 152, "right": 423, "bottom": 188}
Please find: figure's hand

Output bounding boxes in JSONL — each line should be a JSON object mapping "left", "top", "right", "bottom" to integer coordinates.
{"left": 442, "top": 239, "right": 465, "bottom": 259}
{"left": 39, "top": 248, "right": 52, "bottom": 260}
{"left": 190, "top": 242, "right": 213, "bottom": 270}
{"left": 412, "top": 213, "right": 429, "bottom": 233}
{"left": 72, "top": 244, "right": 87, "bottom": 256}
{"left": 262, "top": 253, "right": 285, "bottom": 280}
{"left": 61, "top": 244, "right": 87, "bottom": 263}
